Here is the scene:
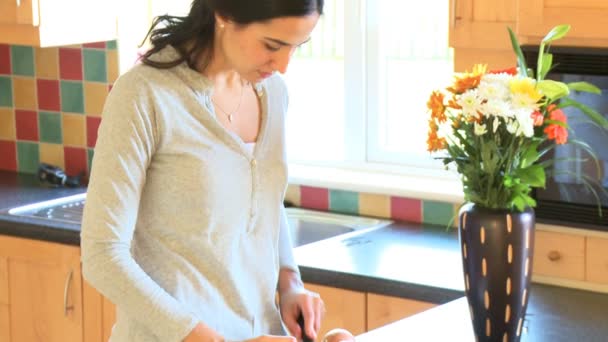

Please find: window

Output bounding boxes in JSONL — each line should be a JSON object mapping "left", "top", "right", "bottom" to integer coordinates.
{"left": 285, "top": 0, "right": 454, "bottom": 171}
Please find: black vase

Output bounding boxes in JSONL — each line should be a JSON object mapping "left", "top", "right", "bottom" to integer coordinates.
{"left": 458, "top": 203, "right": 535, "bottom": 342}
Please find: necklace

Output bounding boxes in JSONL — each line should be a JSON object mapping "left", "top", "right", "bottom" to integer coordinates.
{"left": 212, "top": 83, "right": 245, "bottom": 123}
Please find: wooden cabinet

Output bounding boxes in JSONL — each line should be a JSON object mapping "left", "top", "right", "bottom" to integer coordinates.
{"left": 0, "top": 0, "right": 116, "bottom": 47}
{"left": 586, "top": 236, "right": 608, "bottom": 285}
{"left": 82, "top": 280, "right": 116, "bottom": 342}
{"left": 0, "top": 235, "right": 83, "bottom": 342}
{"left": 305, "top": 283, "right": 366, "bottom": 339}
{"left": 533, "top": 230, "right": 585, "bottom": 281}
{"left": 517, "top": 0, "right": 608, "bottom": 44}
{"left": 449, "top": 0, "right": 517, "bottom": 71}
{"left": 366, "top": 293, "right": 436, "bottom": 331}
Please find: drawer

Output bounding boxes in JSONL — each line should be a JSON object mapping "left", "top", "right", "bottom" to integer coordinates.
{"left": 586, "top": 236, "right": 608, "bottom": 284}
{"left": 367, "top": 293, "right": 436, "bottom": 331}
{"left": 533, "top": 230, "right": 585, "bottom": 281}
{"left": 0, "top": 257, "right": 7, "bottom": 305}
{"left": 0, "top": 304, "right": 9, "bottom": 342}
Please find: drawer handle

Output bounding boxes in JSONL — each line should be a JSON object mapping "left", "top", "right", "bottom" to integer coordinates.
{"left": 16, "top": 0, "right": 21, "bottom": 7}
{"left": 547, "top": 250, "right": 562, "bottom": 262}
{"left": 63, "top": 269, "right": 74, "bottom": 316}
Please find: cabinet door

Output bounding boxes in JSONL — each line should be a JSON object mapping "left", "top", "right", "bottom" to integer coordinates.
{"left": 366, "top": 293, "right": 436, "bottom": 331}
{"left": 0, "top": 0, "right": 37, "bottom": 25}
{"left": 449, "top": 0, "right": 517, "bottom": 49}
{"left": 0, "top": 256, "right": 9, "bottom": 342}
{"left": 0, "top": 236, "right": 83, "bottom": 342}
{"left": 586, "top": 236, "right": 608, "bottom": 284}
{"left": 305, "top": 283, "right": 366, "bottom": 339}
{"left": 533, "top": 230, "right": 585, "bottom": 281}
{"left": 518, "top": 0, "right": 608, "bottom": 41}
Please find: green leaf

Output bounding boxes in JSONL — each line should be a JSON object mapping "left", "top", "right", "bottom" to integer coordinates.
{"left": 567, "top": 81, "right": 602, "bottom": 95}
{"left": 520, "top": 141, "right": 541, "bottom": 168}
{"left": 516, "top": 164, "right": 546, "bottom": 188}
{"left": 559, "top": 98, "right": 608, "bottom": 129}
{"left": 541, "top": 24, "right": 571, "bottom": 44}
{"left": 538, "top": 80, "right": 570, "bottom": 100}
{"left": 512, "top": 196, "right": 526, "bottom": 211}
{"left": 538, "top": 53, "right": 553, "bottom": 81}
{"left": 508, "top": 27, "right": 528, "bottom": 77}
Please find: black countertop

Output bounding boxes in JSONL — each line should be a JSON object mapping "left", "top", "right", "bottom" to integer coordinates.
{"left": 1, "top": 170, "right": 608, "bottom": 341}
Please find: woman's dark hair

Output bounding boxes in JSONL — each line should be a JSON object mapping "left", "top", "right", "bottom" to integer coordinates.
{"left": 141, "top": 0, "right": 324, "bottom": 71}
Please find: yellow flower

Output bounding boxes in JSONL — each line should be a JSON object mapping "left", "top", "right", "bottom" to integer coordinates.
{"left": 509, "top": 78, "right": 543, "bottom": 105}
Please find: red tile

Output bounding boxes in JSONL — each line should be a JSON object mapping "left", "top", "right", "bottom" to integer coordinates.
{"left": 37, "top": 79, "right": 61, "bottom": 111}
{"left": 0, "top": 44, "right": 10, "bottom": 75}
{"left": 83, "top": 42, "right": 106, "bottom": 49}
{"left": 64, "top": 146, "right": 87, "bottom": 176}
{"left": 0, "top": 140, "right": 17, "bottom": 171}
{"left": 391, "top": 196, "right": 423, "bottom": 223}
{"left": 300, "top": 186, "right": 329, "bottom": 211}
{"left": 86, "top": 116, "right": 102, "bottom": 147}
{"left": 59, "top": 48, "right": 83, "bottom": 80}
{"left": 15, "top": 110, "right": 39, "bottom": 141}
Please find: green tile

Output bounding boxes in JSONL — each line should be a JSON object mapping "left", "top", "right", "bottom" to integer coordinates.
{"left": 422, "top": 200, "right": 456, "bottom": 227}
{"left": 329, "top": 189, "right": 359, "bottom": 215}
{"left": 39, "top": 111, "right": 62, "bottom": 143}
{"left": 83, "top": 49, "right": 107, "bottom": 82}
{"left": 0, "top": 76, "right": 12, "bottom": 107}
{"left": 106, "top": 40, "right": 117, "bottom": 50}
{"left": 17, "top": 141, "right": 39, "bottom": 174}
{"left": 11, "top": 45, "right": 35, "bottom": 76}
{"left": 60, "top": 81, "right": 85, "bottom": 113}
{"left": 87, "top": 148, "right": 94, "bottom": 171}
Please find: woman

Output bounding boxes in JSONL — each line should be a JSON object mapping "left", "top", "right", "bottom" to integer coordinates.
{"left": 80, "top": 1, "right": 325, "bottom": 341}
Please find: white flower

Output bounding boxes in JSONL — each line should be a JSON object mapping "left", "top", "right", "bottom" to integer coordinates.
{"left": 478, "top": 74, "right": 511, "bottom": 101}
{"left": 493, "top": 117, "right": 501, "bottom": 133}
{"left": 514, "top": 109, "right": 535, "bottom": 137}
{"left": 482, "top": 99, "right": 513, "bottom": 118}
{"left": 458, "top": 89, "right": 483, "bottom": 119}
{"left": 474, "top": 122, "right": 487, "bottom": 136}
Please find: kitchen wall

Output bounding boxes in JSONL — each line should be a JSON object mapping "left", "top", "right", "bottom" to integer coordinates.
{"left": 0, "top": 41, "right": 118, "bottom": 176}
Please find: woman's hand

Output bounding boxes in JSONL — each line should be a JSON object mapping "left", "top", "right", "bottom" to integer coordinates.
{"left": 184, "top": 324, "right": 296, "bottom": 342}
{"left": 243, "top": 336, "right": 297, "bottom": 342}
{"left": 278, "top": 269, "right": 325, "bottom": 341}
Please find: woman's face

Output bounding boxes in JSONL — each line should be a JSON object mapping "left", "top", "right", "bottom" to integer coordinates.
{"left": 216, "top": 13, "right": 320, "bottom": 83}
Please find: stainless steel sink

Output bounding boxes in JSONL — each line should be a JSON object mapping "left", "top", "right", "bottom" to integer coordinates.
{"left": 3, "top": 193, "right": 392, "bottom": 247}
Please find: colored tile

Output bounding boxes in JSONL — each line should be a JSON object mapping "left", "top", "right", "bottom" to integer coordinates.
{"left": 39, "top": 111, "right": 62, "bottom": 144}
{"left": 35, "top": 47, "right": 59, "bottom": 79}
{"left": 106, "top": 49, "right": 119, "bottom": 83}
{"left": 83, "top": 49, "right": 107, "bottom": 82}
{"left": 329, "top": 189, "right": 359, "bottom": 215}
{"left": 87, "top": 148, "right": 94, "bottom": 172}
{"left": 11, "top": 45, "right": 35, "bottom": 76}
{"left": 60, "top": 81, "right": 85, "bottom": 113}
{"left": 359, "top": 193, "right": 391, "bottom": 219}
{"left": 62, "top": 113, "right": 86, "bottom": 146}
{"left": 0, "top": 140, "right": 17, "bottom": 171}
{"left": 59, "top": 48, "right": 83, "bottom": 80}
{"left": 83, "top": 42, "right": 106, "bottom": 49}
{"left": 15, "top": 109, "right": 39, "bottom": 141}
{"left": 284, "top": 185, "right": 301, "bottom": 207}
{"left": 12, "top": 77, "right": 37, "bottom": 110}
{"left": 0, "top": 108, "right": 15, "bottom": 139}
{"left": 391, "top": 196, "right": 422, "bottom": 223}
{"left": 16, "top": 141, "right": 39, "bottom": 174}
{"left": 106, "top": 40, "right": 118, "bottom": 50}
{"left": 39, "top": 143, "right": 65, "bottom": 169}
{"left": 37, "top": 79, "right": 61, "bottom": 111}
{"left": 300, "top": 186, "right": 329, "bottom": 211}
{"left": 0, "top": 44, "right": 10, "bottom": 75}
{"left": 422, "top": 200, "right": 456, "bottom": 227}
{"left": 84, "top": 82, "right": 108, "bottom": 116}
{"left": 86, "top": 116, "right": 101, "bottom": 147}
{"left": 0, "top": 76, "right": 12, "bottom": 107}
{"left": 64, "top": 146, "right": 87, "bottom": 176}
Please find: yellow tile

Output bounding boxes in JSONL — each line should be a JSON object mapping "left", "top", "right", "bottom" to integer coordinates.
{"left": 12, "top": 77, "right": 37, "bottom": 110}
{"left": 35, "top": 47, "right": 59, "bottom": 79}
{"left": 359, "top": 193, "right": 391, "bottom": 219}
{"left": 39, "top": 143, "right": 65, "bottom": 169}
{"left": 106, "top": 49, "right": 119, "bottom": 84}
{"left": 0, "top": 108, "right": 16, "bottom": 139}
{"left": 284, "top": 185, "right": 301, "bottom": 206}
{"left": 84, "top": 82, "right": 108, "bottom": 116}
{"left": 62, "top": 113, "right": 86, "bottom": 147}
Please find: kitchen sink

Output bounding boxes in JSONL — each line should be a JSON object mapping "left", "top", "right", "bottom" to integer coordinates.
{"left": 2, "top": 193, "right": 392, "bottom": 247}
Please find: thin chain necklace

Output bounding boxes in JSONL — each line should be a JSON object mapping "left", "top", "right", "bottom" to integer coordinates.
{"left": 212, "top": 83, "right": 245, "bottom": 123}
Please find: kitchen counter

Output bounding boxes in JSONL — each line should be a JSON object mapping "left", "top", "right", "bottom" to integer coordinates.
{"left": 1, "top": 170, "right": 608, "bottom": 341}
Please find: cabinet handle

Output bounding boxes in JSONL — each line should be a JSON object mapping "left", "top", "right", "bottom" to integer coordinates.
{"left": 63, "top": 269, "right": 74, "bottom": 316}
{"left": 547, "top": 250, "right": 562, "bottom": 262}
{"left": 16, "top": 0, "right": 21, "bottom": 7}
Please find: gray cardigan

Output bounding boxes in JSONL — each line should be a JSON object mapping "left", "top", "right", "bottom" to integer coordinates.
{"left": 81, "top": 46, "right": 299, "bottom": 342}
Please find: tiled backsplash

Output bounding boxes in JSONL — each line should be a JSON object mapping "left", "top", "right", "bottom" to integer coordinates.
{"left": 286, "top": 184, "right": 460, "bottom": 227}
{"left": 0, "top": 41, "right": 118, "bottom": 176}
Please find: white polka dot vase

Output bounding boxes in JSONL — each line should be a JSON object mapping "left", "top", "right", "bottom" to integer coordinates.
{"left": 458, "top": 203, "right": 535, "bottom": 342}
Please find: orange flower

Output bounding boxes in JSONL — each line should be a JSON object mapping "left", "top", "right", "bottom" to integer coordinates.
{"left": 427, "top": 120, "right": 446, "bottom": 152}
{"left": 544, "top": 107, "right": 568, "bottom": 144}
{"left": 531, "top": 110, "right": 544, "bottom": 126}
{"left": 427, "top": 91, "right": 447, "bottom": 123}
{"left": 489, "top": 67, "right": 518, "bottom": 75}
{"left": 447, "top": 64, "right": 486, "bottom": 94}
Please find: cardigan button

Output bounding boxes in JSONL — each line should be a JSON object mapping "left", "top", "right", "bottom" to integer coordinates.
{"left": 251, "top": 159, "right": 257, "bottom": 167}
